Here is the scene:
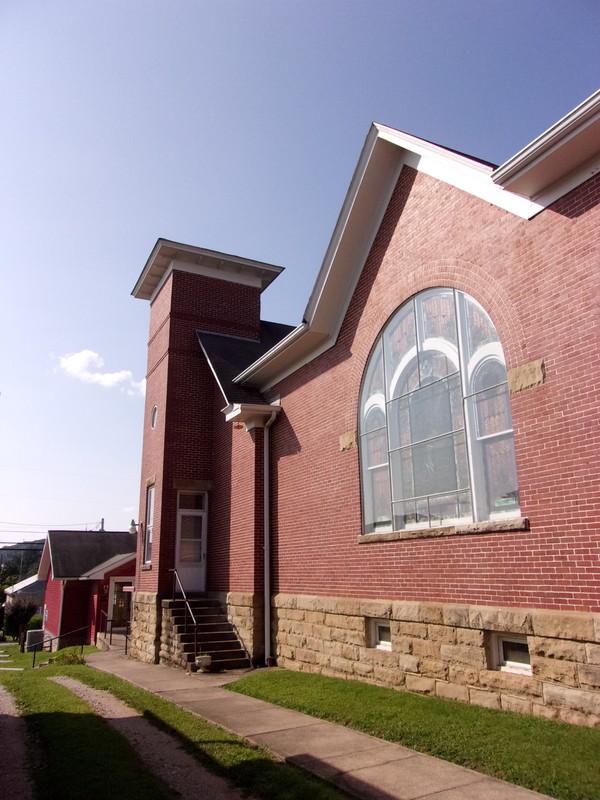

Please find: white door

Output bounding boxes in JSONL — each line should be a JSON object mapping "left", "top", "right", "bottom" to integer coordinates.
{"left": 175, "top": 491, "right": 207, "bottom": 593}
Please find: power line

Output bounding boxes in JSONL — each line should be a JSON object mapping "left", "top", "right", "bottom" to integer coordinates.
{"left": 0, "top": 520, "right": 100, "bottom": 528}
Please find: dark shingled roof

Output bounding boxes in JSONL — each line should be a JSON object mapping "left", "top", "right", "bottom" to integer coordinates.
{"left": 47, "top": 531, "right": 136, "bottom": 578}
{"left": 197, "top": 320, "right": 294, "bottom": 405}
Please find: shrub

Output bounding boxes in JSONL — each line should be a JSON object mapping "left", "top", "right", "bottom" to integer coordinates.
{"left": 51, "top": 647, "right": 86, "bottom": 665}
{"left": 27, "top": 614, "right": 43, "bottom": 631}
{"left": 4, "top": 598, "right": 38, "bottom": 638}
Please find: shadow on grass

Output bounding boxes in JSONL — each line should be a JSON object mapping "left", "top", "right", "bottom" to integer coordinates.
{"left": 140, "top": 707, "right": 357, "bottom": 800}
{"left": 24, "top": 710, "right": 174, "bottom": 800}
{"left": 15, "top": 666, "right": 353, "bottom": 800}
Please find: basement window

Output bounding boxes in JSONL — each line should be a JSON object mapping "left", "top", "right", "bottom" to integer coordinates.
{"left": 368, "top": 618, "right": 392, "bottom": 651}
{"left": 492, "top": 633, "right": 531, "bottom": 675}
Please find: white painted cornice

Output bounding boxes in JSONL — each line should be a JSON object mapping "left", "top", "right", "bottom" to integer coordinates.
{"left": 224, "top": 402, "right": 282, "bottom": 431}
{"left": 132, "top": 238, "right": 285, "bottom": 302}
{"left": 492, "top": 89, "right": 600, "bottom": 204}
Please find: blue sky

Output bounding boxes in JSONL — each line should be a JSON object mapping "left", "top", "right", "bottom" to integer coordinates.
{"left": 0, "top": 1, "right": 598, "bottom": 543}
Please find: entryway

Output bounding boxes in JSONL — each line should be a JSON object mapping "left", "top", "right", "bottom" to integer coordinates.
{"left": 108, "top": 579, "right": 133, "bottom": 631}
{"left": 175, "top": 491, "right": 207, "bottom": 593}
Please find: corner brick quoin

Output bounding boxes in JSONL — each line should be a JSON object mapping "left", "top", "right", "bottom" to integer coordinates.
{"left": 272, "top": 593, "right": 600, "bottom": 727}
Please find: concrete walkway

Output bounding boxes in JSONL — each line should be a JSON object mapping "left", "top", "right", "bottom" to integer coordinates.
{"left": 86, "top": 650, "right": 552, "bottom": 800}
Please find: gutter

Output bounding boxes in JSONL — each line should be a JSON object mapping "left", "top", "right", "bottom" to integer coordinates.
{"left": 492, "top": 89, "right": 600, "bottom": 187}
{"left": 234, "top": 322, "right": 309, "bottom": 386}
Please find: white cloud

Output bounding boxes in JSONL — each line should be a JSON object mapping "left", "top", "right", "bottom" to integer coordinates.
{"left": 58, "top": 350, "right": 145, "bottom": 396}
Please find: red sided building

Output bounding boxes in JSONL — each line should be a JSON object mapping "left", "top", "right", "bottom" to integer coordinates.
{"left": 39, "top": 530, "right": 136, "bottom": 649}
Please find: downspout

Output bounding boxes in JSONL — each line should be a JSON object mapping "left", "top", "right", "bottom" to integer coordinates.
{"left": 263, "top": 410, "right": 277, "bottom": 666}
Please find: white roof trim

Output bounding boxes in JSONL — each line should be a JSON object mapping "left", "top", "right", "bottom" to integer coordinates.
{"left": 4, "top": 575, "right": 43, "bottom": 595}
{"left": 224, "top": 402, "right": 281, "bottom": 431}
{"left": 235, "top": 97, "right": 599, "bottom": 391}
{"left": 132, "top": 239, "right": 285, "bottom": 302}
{"left": 80, "top": 551, "right": 136, "bottom": 580}
{"left": 36, "top": 540, "right": 51, "bottom": 581}
{"left": 492, "top": 89, "right": 600, "bottom": 203}
{"left": 374, "top": 126, "right": 542, "bottom": 219}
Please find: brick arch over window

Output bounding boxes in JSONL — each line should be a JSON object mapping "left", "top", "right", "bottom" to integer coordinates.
{"left": 358, "top": 288, "right": 520, "bottom": 535}
{"left": 402, "top": 259, "right": 528, "bottom": 369}
{"left": 348, "top": 258, "right": 528, "bottom": 414}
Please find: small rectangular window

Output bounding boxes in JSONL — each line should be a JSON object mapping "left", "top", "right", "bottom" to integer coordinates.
{"left": 368, "top": 618, "right": 392, "bottom": 651}
{"left": 492, "top": 633, "right": 531, "bottom": 675}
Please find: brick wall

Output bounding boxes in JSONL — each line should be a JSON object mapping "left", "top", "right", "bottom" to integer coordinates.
{"left": 209, "top": 401, "right": 264, "bottom": 594}
{"left": 270, "top": 168, "right": 600, "bottom": 613}
{"left": 136, "top": 268, "right": 263, "bottom": 598}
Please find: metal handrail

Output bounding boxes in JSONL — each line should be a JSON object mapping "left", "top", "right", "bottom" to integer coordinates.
{"left": 97, "top": 610, "right": 109, "bottom": 643}
{"left": 169, "top": 569, "right": 253, "bottom": 668}
{"left": 97, "top": 611, "right": 131, "bottom": 653}
{"left": 31, "top": 625, "right": 89, "bottom": 667}
{"left": 170, "top": 568, "right": 199, "bottom": 658}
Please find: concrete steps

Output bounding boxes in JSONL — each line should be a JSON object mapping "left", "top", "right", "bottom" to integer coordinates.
{"left": 161, "top": 597, "right": 252, "bottom": 672}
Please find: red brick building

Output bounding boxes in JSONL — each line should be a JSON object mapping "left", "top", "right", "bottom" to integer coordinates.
{"left": 130, "top": 91, "right": 600, "bottom": 724}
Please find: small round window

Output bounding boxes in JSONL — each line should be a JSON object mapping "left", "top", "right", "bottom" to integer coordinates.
{"left": 150, "top": 405, "right": 158, "bottom": 429}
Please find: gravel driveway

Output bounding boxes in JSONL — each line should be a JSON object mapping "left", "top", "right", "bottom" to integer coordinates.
{"left": 0, "top": 678, "right": 251, "bottom": 800}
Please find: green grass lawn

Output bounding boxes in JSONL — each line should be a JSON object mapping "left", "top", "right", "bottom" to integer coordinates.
{"left": 0, "top": 652, "right": 351, "bottom": 800}
{"left": 227, "top": 669, "right": 600, "bottom": 800}
{"left": 3, "top": 671, "right": 175, "bottom": 800}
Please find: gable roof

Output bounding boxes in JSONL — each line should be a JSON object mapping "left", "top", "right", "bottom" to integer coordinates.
{"left": 38, "top": 531, "right": 136, "bottom": 580}
{"left": 233, "top": 89, "right": 600, "bottom": 393}
{"left": 198, "top": 321, "right": 295, "bottom": 407}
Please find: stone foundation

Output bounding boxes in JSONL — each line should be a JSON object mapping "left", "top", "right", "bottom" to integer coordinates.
{"left": 159, "top": 601, "right": 188, "bottom": 669}
{"left": 130, "top": 591, "right": 161, "bottom": 663}
{"left": 211, "top": 591, "right": 264, "bottom": 663}
{"left": 273, "top": 593, "right": 600, "bottom": 727}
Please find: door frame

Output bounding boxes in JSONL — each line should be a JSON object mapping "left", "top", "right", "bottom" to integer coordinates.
{"left": 175, "top": 490, "right": 208, "bottom": 593}
{"left": 107, "top": 576, "right": 134, "bottom": 631}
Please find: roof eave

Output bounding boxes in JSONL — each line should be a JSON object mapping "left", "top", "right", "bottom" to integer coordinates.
{"left": 132, "top": 238, "right": 286, "bottom": 302}
{"left": 81, "top": 552, "right": 136, "bottom": 579}
{"left": 492, "top": 89, "right": 600, "bottom": 201}
{"left": 235, "top": 124, "right": 539, "bottom": 391}
{"left": 224, "top": 402, "right": 281, "bottom": 431}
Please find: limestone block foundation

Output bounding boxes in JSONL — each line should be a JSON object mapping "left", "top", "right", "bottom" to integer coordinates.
{"left": 129, "top": 591, "right": 161, "bottom": 664}
{"left": 211, "top": 591, "right": 264, "bottom": 664}
{"left": 273, "top": 593, "right": 600, "bottom": 727}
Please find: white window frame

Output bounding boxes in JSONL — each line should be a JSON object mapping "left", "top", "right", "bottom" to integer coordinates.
{"left": 493, "top": 633, "right": 532, "bottom": 675}
{"left": 359, "top": 288, "right": 520, "bottom": 534}
{"left": 144, "top": 485, "right": 155, "bottom": 564}
{"left": 176, "top": 491, "right": 207, "bottom": 567}
{"left": 369, "top": 618, "right": 392, "bottom": 651}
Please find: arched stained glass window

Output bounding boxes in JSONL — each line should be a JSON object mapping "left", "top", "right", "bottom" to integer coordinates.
{"left": 359, "top": 288, "right": 520, "bottom": 534}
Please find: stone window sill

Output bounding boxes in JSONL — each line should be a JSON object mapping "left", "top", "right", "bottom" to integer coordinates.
{"left": 141, "top": 563, "right": 152, "bottom": 571}
{"left": 358, "top": 517, "right": 529, "bottom": 544}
